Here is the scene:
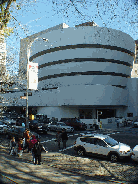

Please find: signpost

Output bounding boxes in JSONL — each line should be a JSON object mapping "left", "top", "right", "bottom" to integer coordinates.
{"left": 28, "top": 62, "right": 38, "bottom": 90}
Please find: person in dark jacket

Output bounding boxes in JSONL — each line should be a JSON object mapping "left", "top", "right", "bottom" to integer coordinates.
{"left": 29, "top": 135, "right": 37, "bottom": 163}
{"left": 61, "top": 129, "right": 68, "bottom": 149}
{"left": 32, "top": 138, "right": 47, "bottom": 165}
{"left": 56, "top": 131, "right": 61, "bottom": 149}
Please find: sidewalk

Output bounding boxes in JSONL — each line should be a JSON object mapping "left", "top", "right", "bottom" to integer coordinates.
{"left": 102, "top": 123, "right": 131, "bottom": 132}
{"left": 0, "top": 145, "right": 112, "bottom": 184}
{"left": 0, "top": 139, "right": 137, "bottom": 184}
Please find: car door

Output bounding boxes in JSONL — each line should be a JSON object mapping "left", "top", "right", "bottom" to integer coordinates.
{"left": 80, "top": 137, "right": 95, "bottom": 153}
{"left": 50, "top": 122, "right": 56, "bottom": 131}
{"left": 56, "top": 123, "right": 60, "bottom": 131}
{"left": 86, "top": 137, "right": 97, "bottom": 155}
{"left": 93, "top": 138, "right": 109, "bottom": 156}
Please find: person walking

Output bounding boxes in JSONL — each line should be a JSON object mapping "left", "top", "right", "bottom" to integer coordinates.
{"left": 23, "top": 129, "right": 31, "bottom": 152}
{"left": 33, "top": 138, "right": 45, "bottom": 165}
{"left": 29, "top": 135, "right": 37, "bottom": 164}
{"left": 9, "top": 137, "right": 17, "bottom": 155}
{"left": 56, "top": 131, "right": 61, "bottom": 149}
{"left": 61, "top": 129, "right": 68, "bottom": 149}
{"left": 18, "top": 138, "right": 23, "bottom": 157}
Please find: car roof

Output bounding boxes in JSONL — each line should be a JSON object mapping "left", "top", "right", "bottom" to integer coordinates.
{"left": 80, "top": 134, "right": 109, "bottom": 140}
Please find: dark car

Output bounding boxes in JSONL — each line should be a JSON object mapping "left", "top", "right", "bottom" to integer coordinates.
{"left": 29, "top": 120, "right": 47, "bottom": 134}
{"left": 29, "top": 120, "right": 38, "bottom": 130}
{"left": 6, "top": 126, "right": 25, "bottom": 140}
{"left": 16, "top": 117, "right": 26, "bottom": 126}
{"left": 62, "top": 118, "right": 87, "bottom": 130}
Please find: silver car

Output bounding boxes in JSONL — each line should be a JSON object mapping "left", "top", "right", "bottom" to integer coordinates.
{"left": 47, "top": 122, "right": 74, "bottom": 132}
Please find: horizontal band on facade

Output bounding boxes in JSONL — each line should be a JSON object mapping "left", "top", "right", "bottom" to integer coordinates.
{"left": 38, "top": 71, "right": 130, "bottom": 82}
{"left": 41, "top": 85, "right": 126, "bottom": 90}
{"left": 30, "top": 44, "right": 134, "bottom": 62}
{"left": 39, "top": 58, "right": 131, "bottom": 69}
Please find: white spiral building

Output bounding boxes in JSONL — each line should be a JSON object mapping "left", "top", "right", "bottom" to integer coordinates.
{"left": 18, "top": 23, "right": 136, "bottom": 120}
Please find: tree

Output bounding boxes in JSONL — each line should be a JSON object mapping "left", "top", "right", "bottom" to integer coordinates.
{"left": 0, "top": 0, "right": 16, "bottom": 31}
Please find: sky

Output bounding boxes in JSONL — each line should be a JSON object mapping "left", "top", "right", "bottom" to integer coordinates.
{"left": 5, "top": 0, "right": 138, "bottom": 76}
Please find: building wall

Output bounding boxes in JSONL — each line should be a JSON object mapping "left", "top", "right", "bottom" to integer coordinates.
{"left": 11, "top": 24, "right": 137, "bottom": 119}
{"left": 29, "top": 26, "right": 134, "bottom": 107}
{"left": 127, "top": 78, "right": 138, "bottom": 117}
{"left": 19, "top": 23, "right": 69, "bottom": 81}
{"left": 37, "top": 106, "right": 79, "bottom": 119}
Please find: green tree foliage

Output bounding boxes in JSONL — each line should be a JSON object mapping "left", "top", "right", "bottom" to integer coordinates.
{"left": 0, "top": 0, "right": 16, "bottom": 30}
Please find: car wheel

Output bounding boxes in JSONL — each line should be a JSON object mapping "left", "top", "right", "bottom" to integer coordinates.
{"left": 77, "top": 148, "right": 85, "bottom": 156}
{"left": 110, "top": 153, "right": 119, "bottom": 162}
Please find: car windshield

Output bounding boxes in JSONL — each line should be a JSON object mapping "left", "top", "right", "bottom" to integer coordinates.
{"left": 58, "top": 123, "right": 66, "bottom": 126}
{"left": 104, "top": 137, "right": 118, "bottom": 147}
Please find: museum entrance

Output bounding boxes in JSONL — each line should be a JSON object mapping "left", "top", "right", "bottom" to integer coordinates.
{"left": 97, "top": 109, "right": 116, "bottom": 119}
{"left": 79, "top": 108, "right": 116, "bottom": 119}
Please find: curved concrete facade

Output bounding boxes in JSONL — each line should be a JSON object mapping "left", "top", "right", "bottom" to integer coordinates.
{"left": 29, "top": 26, "right": 134, "bottom": 108}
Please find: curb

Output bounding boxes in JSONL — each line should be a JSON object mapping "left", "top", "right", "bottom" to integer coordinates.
{"left": 0, "top": 173, "right": 18, "bottom": 184}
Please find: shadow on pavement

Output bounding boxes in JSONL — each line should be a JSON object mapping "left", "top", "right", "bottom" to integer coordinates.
{"left": 0, "top": 145, "right": 113, "bottom": 184}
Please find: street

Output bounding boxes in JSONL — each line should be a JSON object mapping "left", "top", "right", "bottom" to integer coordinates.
{"left": 39, "top": 127, "right": 138, "bottom": 163}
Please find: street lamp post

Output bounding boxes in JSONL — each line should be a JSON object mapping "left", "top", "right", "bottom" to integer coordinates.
{"left": 26, "top": 37, "right": 49, "bottom": 129}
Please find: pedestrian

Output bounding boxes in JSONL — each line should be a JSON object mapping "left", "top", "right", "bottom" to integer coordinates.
{"left": 56, "top": 131, "right": 61, "bottom": 149}
{"left": 124, "top": 119, "right": 127, "bottom": 127}
{"left": 29, "top": 135, "right": 37, "bottom": 164}
{"left": 23, "top": 129, "right": 31, "bottom": 152}
{"left": 32, "top": 138, "right": 42, "bottom": 165}
{"left": 61, "top": 129, "right": 68, "bottom": 149}
{"left": 18, "top": 138, "right": 23, "bottom": 157}
{"left": 117, "top": 119, "right": 119, "bottom": 128}
{"left": 9, "top": 137, "right": 17, "bottom": 155}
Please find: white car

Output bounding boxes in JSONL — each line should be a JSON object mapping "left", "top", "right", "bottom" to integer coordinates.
{"left": 131, "top": 145, "right": 138, "bottom": 162}
{"left": 133, "top": 121, "right": 138, "bottom": 128}
{"left": 74, "top": 134, "right": 132, "bottom": 162}
{"left": 47, "top": 122, "right": 74, "bottom": 132}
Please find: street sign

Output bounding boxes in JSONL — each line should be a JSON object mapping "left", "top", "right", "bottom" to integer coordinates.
{"left": 28, "top": 62, "right": 38, "bottom": 90}
{"left": 98, "top": 111, "right": 102, "bottom": 115}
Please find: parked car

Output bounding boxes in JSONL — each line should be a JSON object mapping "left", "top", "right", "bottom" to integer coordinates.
{"left": 47, "top": 122, "right": 74, "bottom": 132}
{"left": 133, "top": 121, "right": 138, "bottom": 128}
{"left": 0, "top": 121, "right": 7, "bottom": 134}
{"left": 5, "top": 126, "right": 25, "bottom": 140}
{"left": 131, "top": 145, "right": 138, "bottom": 162}
{"left": 62, "top": 118, "right": 87, "bottom": 130}
{"left": 74, "top": 134, "right": 132, "bottom": 162}
{"left": 16, "top": 117, "right": 26, "bottom": 126}
{"left": 3, "top": 117, "right": 16, "bottom": 126}
{"left": 29, "top": 120, "right": 47, "bottom": 134}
